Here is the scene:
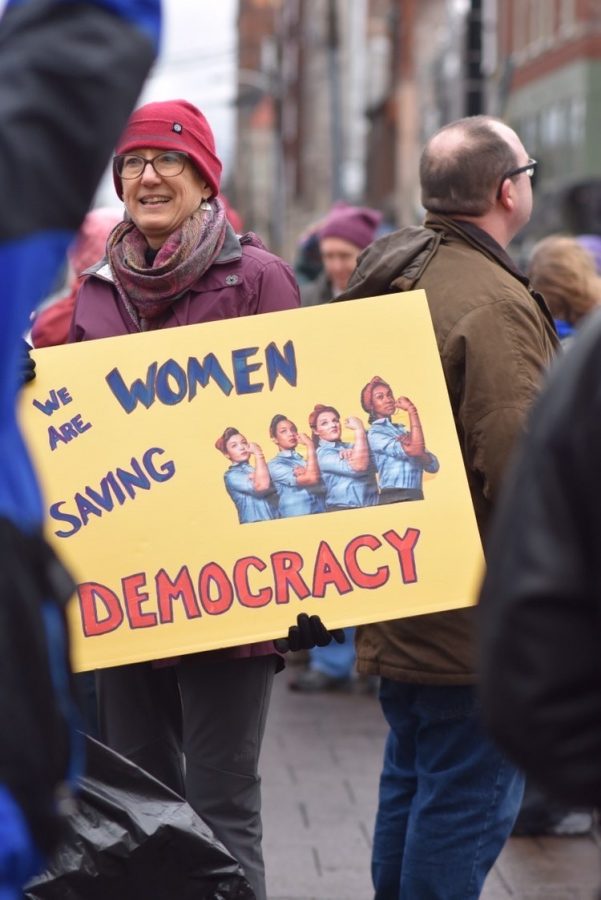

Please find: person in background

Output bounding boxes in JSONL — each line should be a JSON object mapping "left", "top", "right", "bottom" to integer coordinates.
{"left": 478, "top": 309, "right": 601, "bottom": 830}
{"left": 334, "top": 115, "right": 558, "bottom": 899}
{"left": 69, "top": 97, "right": 301, "bottom": 900}
{"left": 575, "top": 233, "right": 601, "bottom": 274}
{"left": 216, "top": 426, "right": 279, "bottom": 524}
{"left": 502, "top": 232, "right": 600, "bottom": 838}
{"left": 301, "top": 203, "right": 382, "bottom": 305}
{"left": 31, "top": 208, "right": 123, "bottom": 349}
{"left": 221, "top": 194, "right": 244, "bottom": 234}
{"left": 527, "top": 234, "right": 601, "bottom": 348}
{"left": 0, "top": 0, "right": 160, "bottom": 896}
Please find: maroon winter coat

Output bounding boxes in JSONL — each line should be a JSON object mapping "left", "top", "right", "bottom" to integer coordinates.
{"left": 71, "top": 228, "right": 300, "bottom": 339}
{"left": 69, "top": 227, "right": 300, "bottom": 663}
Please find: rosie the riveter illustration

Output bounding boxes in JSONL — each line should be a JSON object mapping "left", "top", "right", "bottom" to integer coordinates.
{"left": 361, "top": 375, "right": 439, "bottom": 503}
{"left": 215, "top": 426, "right": 279, "bottom": 524}
{"left": 267, "top": 414, "right": 326, "bottom": 518}
{"left": 308, "top": 404, "right": 378, "bottom": 511}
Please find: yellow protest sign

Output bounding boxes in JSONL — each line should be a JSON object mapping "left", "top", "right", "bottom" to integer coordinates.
{"left": 20, "top": 291, "right": 483, "bottom": 671}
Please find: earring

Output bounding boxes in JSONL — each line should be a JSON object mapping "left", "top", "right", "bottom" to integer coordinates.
{"left": 200, "top": 198, "right": 211, "bottom": 211}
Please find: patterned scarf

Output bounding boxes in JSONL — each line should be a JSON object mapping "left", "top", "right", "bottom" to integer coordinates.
{"left": 107, "top": 197, "right": 227, "bottom": 330}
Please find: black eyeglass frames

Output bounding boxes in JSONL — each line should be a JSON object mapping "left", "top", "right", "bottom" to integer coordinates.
{"left": 113, "top": 151, "right": 189, "bottom": 179}
{"left": 496, "top": 158, "right": 538, "bottom": 200}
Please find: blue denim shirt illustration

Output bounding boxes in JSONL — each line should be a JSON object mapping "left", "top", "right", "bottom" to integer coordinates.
{"left": 367, "top": 418, "right": 439, "bottom": 490}
{"left": 224, "top": 462, "right": 279, "bottom": 523}
{"left": 316, "top": 440, "right": 378, "bottom": 509}
{"left": 268, "top": 450, "right": 326, "bottom": 517}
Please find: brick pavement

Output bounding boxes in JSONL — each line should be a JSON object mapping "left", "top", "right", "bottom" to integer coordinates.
{"left": 261, "top": 669, "right": 601, "bottom": 900}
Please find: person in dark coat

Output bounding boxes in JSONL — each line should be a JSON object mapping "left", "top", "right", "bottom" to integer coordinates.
{"left": 300, "top": 204, "right": 382, "bottom": 305}
{"left": 0, "top": 0, "right": 160, "bottom": 896}
{"left": 333, "top": 115, "right": 559, "bottom": 900}
{"left": 478, "top": 309, "right": 601, "bottom": 815}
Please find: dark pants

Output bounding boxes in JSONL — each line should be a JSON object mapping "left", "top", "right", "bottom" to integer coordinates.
{"left": 372, "top": 680, "right": 524, "bottom": 899}
{"left": 97, "top": 654, "right": 277, "bottom": 900}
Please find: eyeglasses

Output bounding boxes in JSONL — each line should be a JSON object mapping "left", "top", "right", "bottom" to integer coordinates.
{"left": 113, "top": 151, "right": 189, "bottom": 179}
{"left": 496, "top": 158, "right": 538, "bottom": 200}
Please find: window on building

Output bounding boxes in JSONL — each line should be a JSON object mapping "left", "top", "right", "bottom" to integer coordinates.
{"left": 528, "top": 0, "right": 553, "bottom": 52}
{"left": 512, "top": 0, "right": 529, "bottom": 54}
{"left": 559, "top": 0, "right": 576, "bottom": 33}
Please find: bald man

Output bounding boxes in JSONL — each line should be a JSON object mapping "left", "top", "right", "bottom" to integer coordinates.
{"left": 334, "top": 116, "right": 559, "bottom": 899}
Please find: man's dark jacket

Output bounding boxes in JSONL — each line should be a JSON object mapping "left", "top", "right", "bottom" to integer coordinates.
{"left": 334, "top": 213, "right": 559, "bottom": 684}
{"left": 479, "top": 309, "right": 601, "bottom": 805}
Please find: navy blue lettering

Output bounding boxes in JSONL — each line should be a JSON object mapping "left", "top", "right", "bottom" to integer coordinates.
{"left": 75, "top": 494, "right": 103, "bottom": 526}
{"left": 233, "top": 347, "right": 262, "bottom": 394}
{"left": 85, "top": 478, "right": 115, "bottom": 513}
{"left": 106, "top": 472, "right": 126, "bottom": 505}
{"left": 187, "top": 354, "right": 233, "bottom": 399}
{"left": 266, "top": 340, "right": 297, "bottom": 389}
{"left": 105, "top": 362, "right": 158, "bottom": 414}
{"left": 49, "top": 501, "right": 81, "bottom": 538}
{"left": 142, "top": 448, "right": 176, "bottom": 482}
{"left": 72, "top": 413, "right": 92, "bottom": 434}
{"left": 116, "top": 458, "right": 151, "bottom": 499}
{"left": 155, "top": 359, "right": 187, "bottom": 405}
{"left": 33, "top": 389, "right": 63, "bottom": 416}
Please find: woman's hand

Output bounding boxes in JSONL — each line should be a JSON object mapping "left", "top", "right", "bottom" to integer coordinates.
{"left": 274, "top": 612, "right": 346, "bottom": 653}
{"left": 297, "top": 432, "right": 312, "bottom": 448}
{"left": 19, "top": 339, "right": 36, "bottom": 385}
{"left": 248, "top": 442, "right": 265, "bottom": 459}
{"left": 345, "top": 415, "right": 366, "bottom": 433}
{"left": 396, "top": 396, "right": 416, "bottom": 412}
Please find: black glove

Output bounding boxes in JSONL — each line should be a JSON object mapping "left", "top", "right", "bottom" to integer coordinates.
{"left": 20, "top": 338, "right": 36, "bottom": 384}
{"left": 274, "top": 612, "right": 346, "bottom": 653}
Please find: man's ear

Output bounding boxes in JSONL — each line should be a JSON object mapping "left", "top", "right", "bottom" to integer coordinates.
{"left": 498, "top": 178, "right": 514, "bottom": 212}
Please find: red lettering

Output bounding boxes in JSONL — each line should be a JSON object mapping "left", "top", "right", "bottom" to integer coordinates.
{"left": 198, "top": 562, "right": 234, "bottom": 615}
{"left": 344, "top": 534, "right": 390, "bottom": 589}
{"left": 123, "top": 572, "right": 157, "bottom": 628}
{"left": 156, "top": 566, "right": 201, "bottom": 623}
{"left": 383, "top": 528, "right": 420, "bottom": 583}
{"left": 270, "top": 550, "right": 310, "bottom": 603}
{"left": 234, "top": 557, "right": 272, "bottom": 608}
{"left": 78, "top": 582, "right": 123, "bottom": 637}
{"left": 312, "top": 540, "right": 353, "bottom": 598}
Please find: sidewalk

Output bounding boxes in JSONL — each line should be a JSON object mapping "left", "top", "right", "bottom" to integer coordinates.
{"left": 261, "top": 669, "right": 601, "bottom": 900}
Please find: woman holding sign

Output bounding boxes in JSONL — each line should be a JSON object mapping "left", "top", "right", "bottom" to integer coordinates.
{"left": 68, "top": 99, "right": 302, "bottom": 900}
{"left": 216, "top": 426, "right": 279, "bottom": 523}
{"left": 361, "top": 376, "right": 440, "bottom": 503}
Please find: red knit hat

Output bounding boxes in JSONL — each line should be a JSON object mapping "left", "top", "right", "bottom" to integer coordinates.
{"left": 113, "top": 99, "right": 222, "bottom": 199}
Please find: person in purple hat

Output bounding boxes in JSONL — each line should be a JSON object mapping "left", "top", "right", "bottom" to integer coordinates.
{"left": 300, "top": 203, "right": 382, "bottom": 305}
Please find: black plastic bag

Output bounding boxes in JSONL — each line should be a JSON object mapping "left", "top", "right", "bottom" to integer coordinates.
{"left": 24, "top": 735, "right": 255, "bottom": 899}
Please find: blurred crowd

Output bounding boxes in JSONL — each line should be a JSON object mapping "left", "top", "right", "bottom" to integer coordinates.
{"left": 3, "top": 2, "right": 601, "bottom": 899}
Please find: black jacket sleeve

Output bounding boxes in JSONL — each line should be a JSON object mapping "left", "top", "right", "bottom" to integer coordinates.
{"left": 478, "top": 310, "right": 601, "bottom": 806}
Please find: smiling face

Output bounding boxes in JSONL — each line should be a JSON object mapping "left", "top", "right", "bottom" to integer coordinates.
{"left": 313, "top": 410, "right": 341, "bottom": 443}
{"left": 273, "top": 418, "right": 299, "bottom": 451}
{"left": 121, "top": 147, "right": 211, "bottom": 249}
{"left": 370, "top": 382, "right": 395, "bottom": 418}
{"left": 225, "top": 432, "right": 251, "bottom": 463}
